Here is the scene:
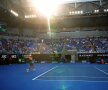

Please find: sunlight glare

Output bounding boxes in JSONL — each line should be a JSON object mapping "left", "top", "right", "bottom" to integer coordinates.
{"left": 31, "top": 0, "right": 64, "bottom": 18}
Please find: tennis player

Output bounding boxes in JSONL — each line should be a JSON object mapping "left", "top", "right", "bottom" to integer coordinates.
{"left": 26, "top": 55, "right": 35, "bottom": 72}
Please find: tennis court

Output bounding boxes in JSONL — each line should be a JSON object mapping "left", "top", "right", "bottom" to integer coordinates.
{"left": 0, "top": 63, "right": 108, "bottom": 90}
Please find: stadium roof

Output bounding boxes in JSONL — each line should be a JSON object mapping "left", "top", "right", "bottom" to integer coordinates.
{"left": 54, "top": 0, "right": 100, "bottom": 3}
{"left": 0, "top": 0, "right": 108, "bottom": 30}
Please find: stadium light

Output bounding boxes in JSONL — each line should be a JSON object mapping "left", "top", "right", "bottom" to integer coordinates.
{"left": 104, "top": 9, "right": 108, "bottom": 12}
{"left": 10, "top": 10, "right": 18, "bottom": 17}
{"left": 94, "top": 9, "right": 99, "bottom": 13}
{"left": 25, "top": 15, "right": 37, "bottom": 18}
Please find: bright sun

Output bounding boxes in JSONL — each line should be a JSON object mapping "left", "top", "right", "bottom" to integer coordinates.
{"left": 31, "top": 0, "right": 64, "bottom": 18}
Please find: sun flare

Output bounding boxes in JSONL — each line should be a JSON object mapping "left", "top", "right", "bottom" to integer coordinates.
{"left": 30, "top": 0, "right": 64, "bottom": 18}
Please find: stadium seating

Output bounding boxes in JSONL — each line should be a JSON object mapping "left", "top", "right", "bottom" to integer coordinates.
{"left": 0, "top": 36, "right": 108, "bottom": 54}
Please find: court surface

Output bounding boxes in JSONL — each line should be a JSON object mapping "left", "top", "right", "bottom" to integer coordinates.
{"left": 0, "top": 63, "right": 108, "bottom": 90}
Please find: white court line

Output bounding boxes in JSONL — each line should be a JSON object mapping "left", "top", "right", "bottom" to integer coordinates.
{"left": 40, "top": 76, "right": 108, "bottom": 78}
{"left": 32, "top": 66, "right": 58, "bottom": 80}
{"left": 94, "top": 66, "right": 108, "bottom": 75}
{"left": 35, "top": 79, "right": 108, "bottom": 83}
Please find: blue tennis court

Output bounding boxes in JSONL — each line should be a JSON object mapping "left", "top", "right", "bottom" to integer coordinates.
{"left": 0, "top": 63, "right": 108, "bottom": 90}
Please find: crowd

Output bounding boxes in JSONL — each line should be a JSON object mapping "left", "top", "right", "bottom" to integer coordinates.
{"left": 0, "top": 36, "right": 108, "bottom": 54}
{"left": 0, "top": 38, "right": 37, "bottom": 54}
